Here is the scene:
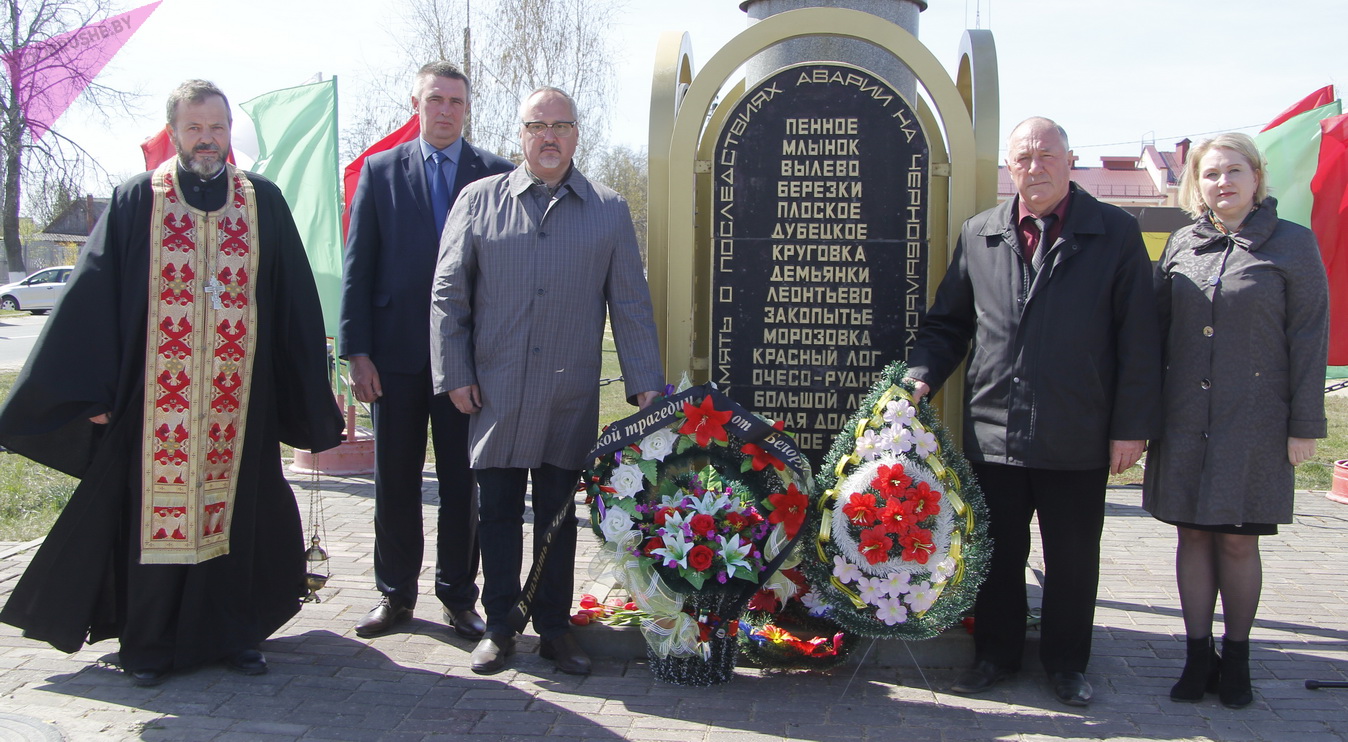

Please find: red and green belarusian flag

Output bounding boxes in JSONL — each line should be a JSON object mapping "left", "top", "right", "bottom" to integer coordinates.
{"left": 1255, "top": 86, "right": 1348, "bottom": 364}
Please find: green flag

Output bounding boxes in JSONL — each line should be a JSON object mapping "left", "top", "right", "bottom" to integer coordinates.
{"left": 1255, "top": 100, "right": 1342, "bottom": 227}
{"left": 240, "top": 79, "right": 342, "bottom": 338}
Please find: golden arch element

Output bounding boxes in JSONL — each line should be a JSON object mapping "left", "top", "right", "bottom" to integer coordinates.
{"left": 650, "top": 7, "right": 993, "bottom": 440}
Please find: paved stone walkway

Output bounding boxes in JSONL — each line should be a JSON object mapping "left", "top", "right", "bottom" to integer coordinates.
{"left": 0, "top": 474, "right": 1344, "bottom": 741}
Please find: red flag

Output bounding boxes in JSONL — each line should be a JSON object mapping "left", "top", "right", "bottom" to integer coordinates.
{"left": 140, "top": 129, "right": 175, "bottom": 170}
{"left": 342, "top": 115, "right": 420, "bottom": 238}
{"left": 1, "top": 2, "right": 161, "bottom": 140}
{"left": 1312, "top": 113, "right": 1348, "bottom": 364}
{"left": 141, "top": 127, "right": 237, "bottom": 170}
{"left": 1262, "top": 85, "right": 1336, "bottom": 132}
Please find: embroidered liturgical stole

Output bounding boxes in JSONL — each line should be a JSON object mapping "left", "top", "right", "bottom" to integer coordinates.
{"left": 140, "top": 161, "right": 260, "bottom": 564}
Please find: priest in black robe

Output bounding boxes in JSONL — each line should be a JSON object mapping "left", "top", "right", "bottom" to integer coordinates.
{"left": 0, "top": 80, "right": 343, "bottom": 686}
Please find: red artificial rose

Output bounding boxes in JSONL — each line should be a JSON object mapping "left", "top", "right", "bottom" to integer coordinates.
{"left": 688, "top": 544, "right": 715, "bottom": 571}
{"left": 689, "top": 513, "right": 717, "bottom": 537}
{"left": 872, "top": 463, "right": 912, "bottom": 497}
{"left": 679, "top": 395, "right": 733, "bottom": 447}
{"left": 877, "top": 498, "right": 919, "bottom": 535}
{"left": 768, "top": 483, "right": 809, "bottom": 538}
{"left": 842, "top": 492, "right": 880, "bottom": 526}
{"left": 653, "top": 506, "right": 679, "bottom": 527}
{"left": 858, "top": 527, "right": 893, "bottom": 565}
{"left": 900, "top": 529, "right": 935, "bottom": 564}
{"left": 643, "top": 536, "right": 665, "bottom": 555}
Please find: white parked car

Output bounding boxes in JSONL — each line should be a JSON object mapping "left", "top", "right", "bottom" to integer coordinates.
{"left": 0, "top": 265, "right": 74, "bottom": 314}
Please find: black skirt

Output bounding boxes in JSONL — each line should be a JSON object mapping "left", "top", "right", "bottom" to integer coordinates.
{"left": 1161, "top": 519, "right": 1278, "bottom": 536}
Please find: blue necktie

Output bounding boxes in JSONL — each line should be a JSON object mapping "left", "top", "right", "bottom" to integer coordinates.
{"left": 430, "top": 151, "right": 451, "bottom": 234}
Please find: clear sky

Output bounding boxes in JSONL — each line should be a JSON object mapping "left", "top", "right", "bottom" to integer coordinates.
{"left": 39, "top": 0, "right": 1348, "bottom": 197}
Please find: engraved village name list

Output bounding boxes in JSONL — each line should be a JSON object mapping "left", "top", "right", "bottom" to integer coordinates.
{"left": 712, "top": 63, "right": 930, "bottom": 466}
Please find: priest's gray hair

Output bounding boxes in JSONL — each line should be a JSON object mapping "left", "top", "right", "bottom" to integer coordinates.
{"left": 413, "top": 61, "right": 471, "bottom": 100}
{"left": 166, "top": 80, "right": 232, "bottom": 126}
{"left": 519, "top": 87, "right": 579, "bottom": 122}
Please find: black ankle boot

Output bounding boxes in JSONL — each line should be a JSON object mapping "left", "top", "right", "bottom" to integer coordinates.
{"left": 1170, "top": 635, "right": 1220, "bottom": 702}
{"left": 1219, "top": 636, "right": 1253, "bottom": 708}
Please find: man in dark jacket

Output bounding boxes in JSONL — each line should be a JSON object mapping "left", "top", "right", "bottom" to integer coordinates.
{"left": 340, "top": 61, "right": 514, "bottom": 640}
{"left": 906, "top": 117, "right": 1162, "bottom": 706}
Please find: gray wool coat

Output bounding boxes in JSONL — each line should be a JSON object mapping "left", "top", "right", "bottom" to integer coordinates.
{"left": 1142, "top": 198, "right": 1329, "bottom": 525}
{"left": 430, "top": 166, "right": 664, "bottom": 471}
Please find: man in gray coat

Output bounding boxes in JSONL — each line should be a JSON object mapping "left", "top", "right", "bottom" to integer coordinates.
{"left": 431, "top": 86, "right": 664, "bottom": 676}
{"left": 906, "top": 117, "right": 1162, "bottom": 706}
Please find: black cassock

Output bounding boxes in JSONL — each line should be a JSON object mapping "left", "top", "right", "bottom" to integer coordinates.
{"left": 0, "top": 165, "right": 343, "bottom": 671}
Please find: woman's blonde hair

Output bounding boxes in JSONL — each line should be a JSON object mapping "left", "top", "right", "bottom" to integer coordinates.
{"left": 1176, "top": 132, "right": 1269, "bottom": 218}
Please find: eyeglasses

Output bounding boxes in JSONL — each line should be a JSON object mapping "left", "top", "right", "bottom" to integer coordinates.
{"left": 522, "top": 121, "right": 578, "bottom": 137}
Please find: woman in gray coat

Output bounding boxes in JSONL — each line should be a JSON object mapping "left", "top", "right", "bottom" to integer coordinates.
{"left": 1144, "top": 133, "right": 1329, "bottom": 709}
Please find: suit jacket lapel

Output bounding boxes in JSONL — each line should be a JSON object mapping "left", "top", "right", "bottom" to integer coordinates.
{"left": 401, "top": 141, "right": 433, "bottom": 228}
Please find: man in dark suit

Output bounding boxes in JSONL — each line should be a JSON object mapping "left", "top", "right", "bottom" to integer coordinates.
{"left": 340, "top": 61, "right": 514, "bottom": 640}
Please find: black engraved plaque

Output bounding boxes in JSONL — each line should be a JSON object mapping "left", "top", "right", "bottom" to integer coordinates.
{"left": 711, "top": 63, "right": 930, "bottom": 467}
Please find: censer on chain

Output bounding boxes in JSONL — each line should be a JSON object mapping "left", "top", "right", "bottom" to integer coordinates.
{"left": 302, "top": 456, "right": 330, "bottom": 603}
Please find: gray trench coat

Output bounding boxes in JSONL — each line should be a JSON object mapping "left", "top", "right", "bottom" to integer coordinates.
{"left": 430, "top": 166, "right": 664, "bottom": 471}
{"left": 1143, "top": 199, "right": 1329, "bottom": 525}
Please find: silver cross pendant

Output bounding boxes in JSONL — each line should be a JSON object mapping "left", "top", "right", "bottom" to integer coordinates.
{"left": 203, "top": 276, "right": 226, "bottom": 310}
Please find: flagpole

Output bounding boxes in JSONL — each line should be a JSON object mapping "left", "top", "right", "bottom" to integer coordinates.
{"left": 463, "top": 0, "right": 472, "bottom": 143}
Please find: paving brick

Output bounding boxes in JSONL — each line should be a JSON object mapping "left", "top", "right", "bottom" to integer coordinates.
{"left": 0, "top": 484, "right": 1343, "bottom": 742}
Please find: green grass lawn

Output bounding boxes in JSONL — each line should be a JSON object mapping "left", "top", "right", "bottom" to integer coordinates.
{"left": 0, "top": 371, "right": 78, "bottom": 541}
{"left": 3, "top": 354, "right": 1347, "bottom": 542}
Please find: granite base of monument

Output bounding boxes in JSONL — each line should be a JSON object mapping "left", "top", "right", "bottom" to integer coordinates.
{"left": 568, "top": 573, "right": 1046, "bottom": 670}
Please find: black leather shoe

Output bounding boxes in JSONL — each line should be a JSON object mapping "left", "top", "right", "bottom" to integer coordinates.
{"left": 443, "top": 606, "right": 486, "bottom": 640}
{"left": 470, "top": 632, "right": 516, "bottom": 675}
{"left": 129, "top": 667, "right": 169, "bottom": 687}
{"left": 354, "top": 596, "right": 413, "bottom": 638}
{"left": 540, "top": 633, "right": 591, "bottom": 676}
{"left": 227, "top": 649, "right": 268, "bottom": 676}
{"left": 1050, "top": 671, "right": 1093, "bottom": 706}
{"left": 950, "top": 660, "right": 1013, "bottom": 695}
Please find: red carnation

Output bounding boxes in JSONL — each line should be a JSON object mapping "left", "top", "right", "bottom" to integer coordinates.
{"left": 842, "top": 492, "right": 880, "bottom": 526}
{"left": 689, "top": 513, "right": 717, "bottom": 538}
{"left": 858, "top": 527, "right": 893, "bottom": 565}
{"left": 688, "top": 544, "right": 715, "bottom": 571}
{"left": 872, "top": 463, "right": 912, "bottom": 497}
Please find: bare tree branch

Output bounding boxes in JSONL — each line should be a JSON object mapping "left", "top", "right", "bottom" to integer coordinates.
{"left": 1, "top": 0, "right": 138, "bottom": 276}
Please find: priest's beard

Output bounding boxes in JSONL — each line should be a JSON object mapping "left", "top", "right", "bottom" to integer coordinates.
{"left": 173, "top": 138, "right": 229, "bottom": 179}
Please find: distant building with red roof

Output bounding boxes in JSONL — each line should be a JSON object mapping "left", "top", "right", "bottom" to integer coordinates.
{"left": 997, "top": 140, "right": 1195, "bottom": 258}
